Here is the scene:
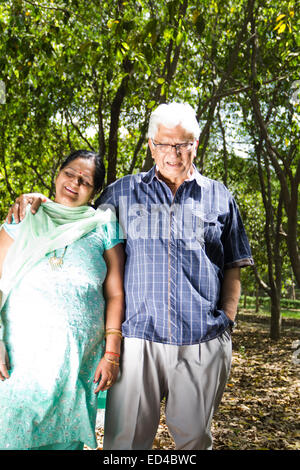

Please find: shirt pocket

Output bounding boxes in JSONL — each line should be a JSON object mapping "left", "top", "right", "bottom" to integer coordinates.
{"left": 192, "top": 210, "right": 220, "bottom": 243}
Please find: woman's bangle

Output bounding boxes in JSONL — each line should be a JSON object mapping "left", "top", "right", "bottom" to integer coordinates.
{"left": 105, "top": 351, "right": 120, "bottom": 357}
{"left": 104, "top": 356, "right": 120, "bottom": 366}
{"left": 105, "top": 331, "right": 123, "bottom": 339}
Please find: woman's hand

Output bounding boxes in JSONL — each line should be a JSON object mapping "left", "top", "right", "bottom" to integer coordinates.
{"left": 93, "top": 354, "right": 119, "bottom": 393}
{"left": 0, "top": 340, "right": 10, "bottom": 381}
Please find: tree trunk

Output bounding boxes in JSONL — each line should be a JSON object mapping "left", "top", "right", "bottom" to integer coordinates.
{"left": 217, "top": 105, "right": 228, "bottom": 186}
{"left": 270, "top": 290, "right": 281, "bottom": 341}
{"left": 249, "top": 87, "right": 300, "bottom": 287}
{"left": 255, "top": 286, "right": 259, "bottom": 313}
{"left": 286, "top": 186, "right": 300, "bottom": 287}
{"left": 107, "top": 59, "right": 133, "bottom": 185}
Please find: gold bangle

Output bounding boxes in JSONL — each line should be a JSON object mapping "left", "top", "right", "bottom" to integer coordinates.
{"left": 104, "top": 356, "right": 120, "bottom": 366}
{"left": 105, "top": 331, "right": 123, "bottom": 339}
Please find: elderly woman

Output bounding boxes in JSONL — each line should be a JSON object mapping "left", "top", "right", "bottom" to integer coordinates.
{"left": 0, "top": 150, "right": 124, "bottom": 450}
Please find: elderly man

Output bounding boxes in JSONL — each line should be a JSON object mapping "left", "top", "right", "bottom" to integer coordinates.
{"left": 96, "top": 102, "right": 253, "bottom": 450}
{"left": 7, "top": 102, "right": 253, "bottom": 450}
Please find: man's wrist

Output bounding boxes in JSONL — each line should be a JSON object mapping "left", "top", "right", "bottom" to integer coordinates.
{"left": 228, "top": 319, "right": 236, "bottom": 333}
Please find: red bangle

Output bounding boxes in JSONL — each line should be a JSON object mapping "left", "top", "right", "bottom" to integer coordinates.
{"left": 105, "top": 351, "right": 120, "bottom": 357}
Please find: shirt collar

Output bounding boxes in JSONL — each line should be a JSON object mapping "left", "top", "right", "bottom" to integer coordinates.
{"left": 141, "top": 165, "right": 210, "bottom": 188}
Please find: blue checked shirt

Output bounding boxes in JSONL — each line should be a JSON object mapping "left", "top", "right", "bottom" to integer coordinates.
{"left": 96, "top": 165, "right": 253, "bottom": 345}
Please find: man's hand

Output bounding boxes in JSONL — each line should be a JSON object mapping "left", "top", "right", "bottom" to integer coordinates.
{"left": 6, "top": 193, "right": 48, "bottom": 224}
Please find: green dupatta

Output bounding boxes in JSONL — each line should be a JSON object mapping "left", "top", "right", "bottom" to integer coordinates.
{"left": 0, "top": 200, "right": 117, "bottom": 313}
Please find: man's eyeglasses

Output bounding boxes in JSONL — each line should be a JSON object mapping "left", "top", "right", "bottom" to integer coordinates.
{"left": 151, "top": 139, "right": 195, "bottom": 155}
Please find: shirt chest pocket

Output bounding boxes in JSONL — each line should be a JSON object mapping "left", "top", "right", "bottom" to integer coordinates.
{"left": 192, "top": 211, "right": 223, "bottom": 246}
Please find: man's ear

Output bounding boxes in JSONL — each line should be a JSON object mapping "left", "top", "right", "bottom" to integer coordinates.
{"left": 148, "top": 138, "right": 155, "bottom": 159}
{"left": 193, "top": 139, "right": 199, "bottom": 156}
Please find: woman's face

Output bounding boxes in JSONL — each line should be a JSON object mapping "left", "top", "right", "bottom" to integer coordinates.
{"left": 55, "top": 157, "right": 96, "bottom": 207}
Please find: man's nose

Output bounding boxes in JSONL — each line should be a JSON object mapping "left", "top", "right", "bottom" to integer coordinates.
{"left": 170, "top": 145, "right": 180, "bottom": 155}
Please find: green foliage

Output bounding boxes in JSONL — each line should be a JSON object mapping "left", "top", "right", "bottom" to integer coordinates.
{"left": 0, "top": 0, "right": 299, "bottom": 309}
{"left": 240, "top": 295, "right": 300, "bottom": 310}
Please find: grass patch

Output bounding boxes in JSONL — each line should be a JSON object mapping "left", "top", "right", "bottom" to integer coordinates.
{"left": 239, "top": 306, "right": 300, "bottom": 320}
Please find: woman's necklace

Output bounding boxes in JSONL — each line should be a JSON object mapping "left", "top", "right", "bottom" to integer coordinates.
{"left": 49, "top": 246, "right": 67, "bottom": 270}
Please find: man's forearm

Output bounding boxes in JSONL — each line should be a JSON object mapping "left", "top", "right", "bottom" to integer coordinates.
{"left": 220, "top": 267, "right": 241, "bottom": 322}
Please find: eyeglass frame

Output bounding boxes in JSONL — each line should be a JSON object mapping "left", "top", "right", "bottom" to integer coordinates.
{"left": 151, "top": 139, "right": 196, "bottom": 155}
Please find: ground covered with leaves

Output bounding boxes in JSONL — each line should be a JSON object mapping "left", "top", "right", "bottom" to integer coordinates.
{"left": 94, "top": 316, "right": 299, "bottom": 450}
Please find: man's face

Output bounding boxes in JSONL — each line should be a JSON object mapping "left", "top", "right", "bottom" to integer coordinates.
{"left": 148, "top": 124, "right": 197, "bottom": 183}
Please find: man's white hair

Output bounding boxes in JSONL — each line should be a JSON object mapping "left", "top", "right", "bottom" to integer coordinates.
{"left": 147, "top": 102, "right": 200, "bottom": 140}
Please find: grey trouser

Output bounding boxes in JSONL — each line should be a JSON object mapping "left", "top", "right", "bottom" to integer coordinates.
{"left": 103, "top": 330, "right": 232, "bottom": 450}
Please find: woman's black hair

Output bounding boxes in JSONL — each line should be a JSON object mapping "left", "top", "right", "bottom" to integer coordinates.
{"left": 59, "top": 150, "right": 105, "bottom": 194}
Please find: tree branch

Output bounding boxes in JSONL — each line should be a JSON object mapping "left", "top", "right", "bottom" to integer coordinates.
{"left": 23, "top": 0, "right": 71, "bottom": 15}
{"left": 251, "top": 264, "right": 271, "bottom": 296}
{"left": 129, "top": 119, "right": 149, "bottom": 175}
{"left": 196, "top": 0, "right": 256, "bottom": 170}
{"left": 65, "top": 110, "right": 95, "bottom": 152}
{"left": 217, "top": 104, "right": 228, "bottom": 186}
